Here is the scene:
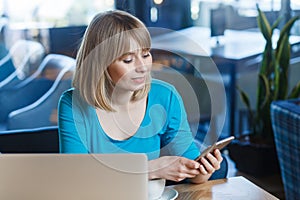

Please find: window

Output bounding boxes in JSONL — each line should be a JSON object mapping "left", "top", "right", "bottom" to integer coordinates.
{"left": 291, "top": 0, "right": 300, "bottom": 10}
{"left": 0, "top": 0, "right": 115, "bottom": 52}
{"left": 191, "top": 0, "right": 300, "bottom": 33}
{"left": 0, "top": 0, "right": 115, "bottom": 26}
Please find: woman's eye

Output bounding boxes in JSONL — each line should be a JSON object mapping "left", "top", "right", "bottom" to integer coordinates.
{"left": 143, "top": 52, "right": 150, "bottom": 58}
{"left": 122, "top": 57, "right": 133, "bottom": 64}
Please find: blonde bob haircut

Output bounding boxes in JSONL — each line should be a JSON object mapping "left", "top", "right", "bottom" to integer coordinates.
{"left": 73, "top": 10, "right": 151, "bottom": 111}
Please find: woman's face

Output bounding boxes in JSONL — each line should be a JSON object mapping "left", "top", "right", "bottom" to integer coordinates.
{"left": 108, "top": 47, "right": 152, "bottom": 92}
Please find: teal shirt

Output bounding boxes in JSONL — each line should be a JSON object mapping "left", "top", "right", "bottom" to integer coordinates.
{"left": 58, "top": 79, "right": 200, "bottom": 160}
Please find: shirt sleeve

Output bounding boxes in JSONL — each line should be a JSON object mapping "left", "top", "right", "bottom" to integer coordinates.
{"left": 160, "top": 86, "right": 200, "bottom": 160}
{"left": 58, "top": 90, "right": 88, "bottom": 153}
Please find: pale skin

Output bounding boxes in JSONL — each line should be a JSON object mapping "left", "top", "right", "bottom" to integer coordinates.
{"left": 96, "top": 46, "right": 223, "bottom": 184}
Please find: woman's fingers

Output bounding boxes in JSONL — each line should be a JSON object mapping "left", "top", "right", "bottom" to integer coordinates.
{"left": 172, "top": 157, "right": 203, "bottom": 181}
{"left": 199, "top": 164, "right": 208, "bottom": 175}
{"left": 200, "top": 157, "right": 215, "bottom": 174}
{"left": 214, "top": 149, "right": 223, "bottom": 162}
{"left": 178, "top": 158, "right": 200, "bottom": 176}
{"left": 206, "top": 153, "right": 221, "bottom": 170}
{"left": 199, "top": 149, "right": 223, "bottom": 174}
{"left": 180, "top": 157, "right": 200, "bottom": 169}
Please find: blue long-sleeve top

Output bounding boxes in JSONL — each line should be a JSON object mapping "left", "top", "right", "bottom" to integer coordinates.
{"left": 58, "top": 79, "right": 200, "bottom": 160}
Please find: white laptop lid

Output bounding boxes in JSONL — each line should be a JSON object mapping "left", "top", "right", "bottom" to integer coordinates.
{"left": 0, "top": 153, "right": 148, "bottom": 200}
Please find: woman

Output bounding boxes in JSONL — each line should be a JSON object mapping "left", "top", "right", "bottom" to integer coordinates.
{"left": 58, "top": 10, "right": 222, "bottom": 183}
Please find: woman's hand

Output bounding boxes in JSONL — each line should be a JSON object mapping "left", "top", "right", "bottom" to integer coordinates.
{"left": 148, "top": 156, "right": 201, "bottom": 182}
{"left": 190, "top": 149, "right": 223, "bottom": 184}
{"left": 148, "top": 149, "right": 223, "bottom": 183}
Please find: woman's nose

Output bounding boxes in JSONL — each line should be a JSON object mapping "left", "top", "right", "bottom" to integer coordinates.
{"left": 135, "top": 58, "right": 148, "bottom": 72}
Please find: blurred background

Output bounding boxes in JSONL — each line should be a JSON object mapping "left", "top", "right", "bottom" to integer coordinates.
{"left": 0, "top": 0, "right": 299, "bottom": 57}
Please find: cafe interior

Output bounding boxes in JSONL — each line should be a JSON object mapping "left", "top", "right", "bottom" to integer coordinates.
{"left": 0, "top": 0, "right": 299, "bottom": 199}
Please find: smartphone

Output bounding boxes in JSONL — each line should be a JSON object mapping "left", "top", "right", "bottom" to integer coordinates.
{"left": 194, "top": 136, "right": 235, "bottom": 162}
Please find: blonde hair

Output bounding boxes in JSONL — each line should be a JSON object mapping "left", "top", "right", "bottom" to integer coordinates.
{"left": 73, "top": 10, "right": 151, "bottom": 111}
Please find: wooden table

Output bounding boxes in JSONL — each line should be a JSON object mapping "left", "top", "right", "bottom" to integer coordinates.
{"left": 169, "top": 176, "right": 279, "bottom": 200}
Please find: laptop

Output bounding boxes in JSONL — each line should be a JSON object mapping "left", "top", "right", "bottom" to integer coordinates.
{"left": 0, "top": 153, "right": 148, "bottom": 200}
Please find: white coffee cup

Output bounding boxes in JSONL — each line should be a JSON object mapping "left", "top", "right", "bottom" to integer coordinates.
{"left": 148, "top": 178, "right": 166, "bottom": 200}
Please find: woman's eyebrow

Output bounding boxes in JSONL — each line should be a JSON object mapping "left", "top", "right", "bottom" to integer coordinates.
{"left": 143, "top": 48, "right": 150, "bottom": 51}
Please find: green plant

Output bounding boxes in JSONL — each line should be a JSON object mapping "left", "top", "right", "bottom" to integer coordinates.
{"left": 239, "top": 5, "right": 300, "bottom": 144}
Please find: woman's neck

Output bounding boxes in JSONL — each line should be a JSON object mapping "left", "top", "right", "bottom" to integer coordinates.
{"left": 110, "top": 87, "right": 134, "bottom": 109}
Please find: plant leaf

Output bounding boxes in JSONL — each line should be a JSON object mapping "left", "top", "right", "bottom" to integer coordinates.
{"left": 237, "top": 87, "right": 251, "bottom": 110}
{"left": 271, "top": 16, "right": 282, "bottom": 31}
{"left": 256, "top": 5, "right": 272, "bottom": 42}
{"left": 273, "top": 61, "right": 280, "bottom": 100}
{"left": 274, "top": 16, "right": 299, "bottom": 100}
{"left": 237, "top": 86, "right": 255, "bottom": 132}
{"left": 258, "top": 74, "right": 271, "bottom": 110}
{"left": 277, "top": 15, "right": 300, "bottom": 52}
{"left": 274, "top": 35, "right": 290, "bottom": 99}
{"left": 260, "top": 43, "right": 274, "bottom": 76}
{"left": 288, "top": 80, "right": 300, "bottom": 98}
{"left": 276, "top": 34, "right": 290, "bottom": 70}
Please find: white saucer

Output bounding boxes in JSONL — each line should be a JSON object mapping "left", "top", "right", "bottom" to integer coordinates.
{"left": 159, "top": 188, "right": 178, "bottom": 200}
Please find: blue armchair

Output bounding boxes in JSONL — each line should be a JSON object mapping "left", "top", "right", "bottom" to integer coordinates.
{"left": 0, "top": 40, "right": 45, "bottom": 89}
{"left": 271, "top": 99, "right": 300, "bottom": 200}
{"left": 0, "top": 43, "right": 15, "bottom": 82}
{"left": 0, "top": 54, "right": 75, "bottom": 130}
{"left": 6, "top": 55, "right": 75, "bottom": 130}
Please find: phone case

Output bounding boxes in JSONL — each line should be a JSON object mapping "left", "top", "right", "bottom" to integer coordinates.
{"left": 194, "top": 136, "right": 235, "bottom": 162}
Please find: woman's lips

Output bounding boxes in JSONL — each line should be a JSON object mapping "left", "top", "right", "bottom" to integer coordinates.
{"left": 131, "top": 76, "right": 145, "bottom": 84}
